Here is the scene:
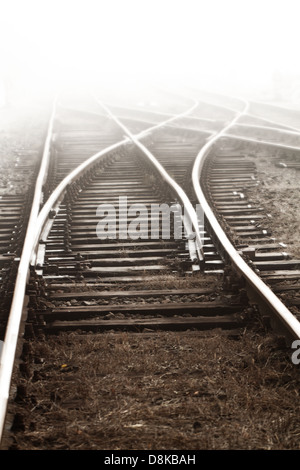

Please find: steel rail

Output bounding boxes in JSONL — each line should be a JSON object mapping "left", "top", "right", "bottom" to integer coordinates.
{"left": 138, "top": 119, "right": 214, "bottom": 138}
{"left": 187, "top": 92, "right": 300, "bottom": 145}
{"left": 172, "top": 88, "right": 243, "bottom": 114}
{"left": 192, "top": 101, "right": 300, "bottom": 343}
{"left": 233, "top": 122, "right": 300, "bottom": 137}
{"left": 178, "top": 89, "right": 300, "bottom": 133}
{"left": 58, "top": 104, "right": 215, "bottom": 136}
{"left": 223, "top": 133, "right": 300, "bottom": 152}
{"left": 0, "top": 97, "right": 58, "bottom": 441}
{"left": 103, "top": 101, "right": 217, "bottom": 124}
{"left": 181, "top": 89, "right": 300, "bottom": 133}
{"left": 236, "top": 112, "right": 300, "bottom": 133}
{"left": 132, "top": 100, "right": 199, "bottom": 138}
{"left": 247, "top": 109, "right": 300, "bottom": 134}
{"left": 96, "top": 99, "right": 205, "bottom": 264}
{"left": 194, "top": 92, "right": 300, "bottom": 132}
{"left": 245, "top": 113, "right": 291, "bottom": 127}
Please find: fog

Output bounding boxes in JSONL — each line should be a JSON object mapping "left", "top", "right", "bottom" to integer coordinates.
{"left": 0, "top": 0, "right": 300, "bottom": 106}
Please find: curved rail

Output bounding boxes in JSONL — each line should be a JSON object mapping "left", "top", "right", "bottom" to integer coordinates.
{"left": 182, "top": 89, "right": 300, "bottom": 134}
{"left": 233, "top": 122, "right": 300, "bottom": 137}
{"left": 195, "top": 92, "right": 300, "bottom": 150}
{"left": 223, "top": 132, "right": 300, "bottom": 152}
{"left": 249, "top": 100, "right": 300, "bottom": 133}
{"left": 245, "top": 112, "right": 300, "bottom": 133}
{"left": 192, "top": 100, "right": 300, "bottom": 343}
{"left": 31, "top": 138, "right": 129, "bottom": 259}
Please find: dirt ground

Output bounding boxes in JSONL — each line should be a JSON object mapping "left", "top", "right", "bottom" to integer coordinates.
{"left": 6, "top": 325, "right": 300, "bottom": 451}
{"left": 244, "top": 145, "right": 300, "bottom": 258}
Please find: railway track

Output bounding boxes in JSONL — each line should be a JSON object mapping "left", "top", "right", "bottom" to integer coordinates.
{"left": 0, "top": 91, "right": 300, "bottom": 447}
{"left": 26, "top": 95, "right": 246, "bottom": 336}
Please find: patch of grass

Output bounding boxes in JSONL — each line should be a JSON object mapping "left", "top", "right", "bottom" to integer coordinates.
{"left": 9, "top": 328, "right": 300, "bottom": 450}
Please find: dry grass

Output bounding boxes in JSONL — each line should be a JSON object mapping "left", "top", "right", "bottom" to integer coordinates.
{"left": 8, "top": 326, "right": 300, "bottom": 450}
